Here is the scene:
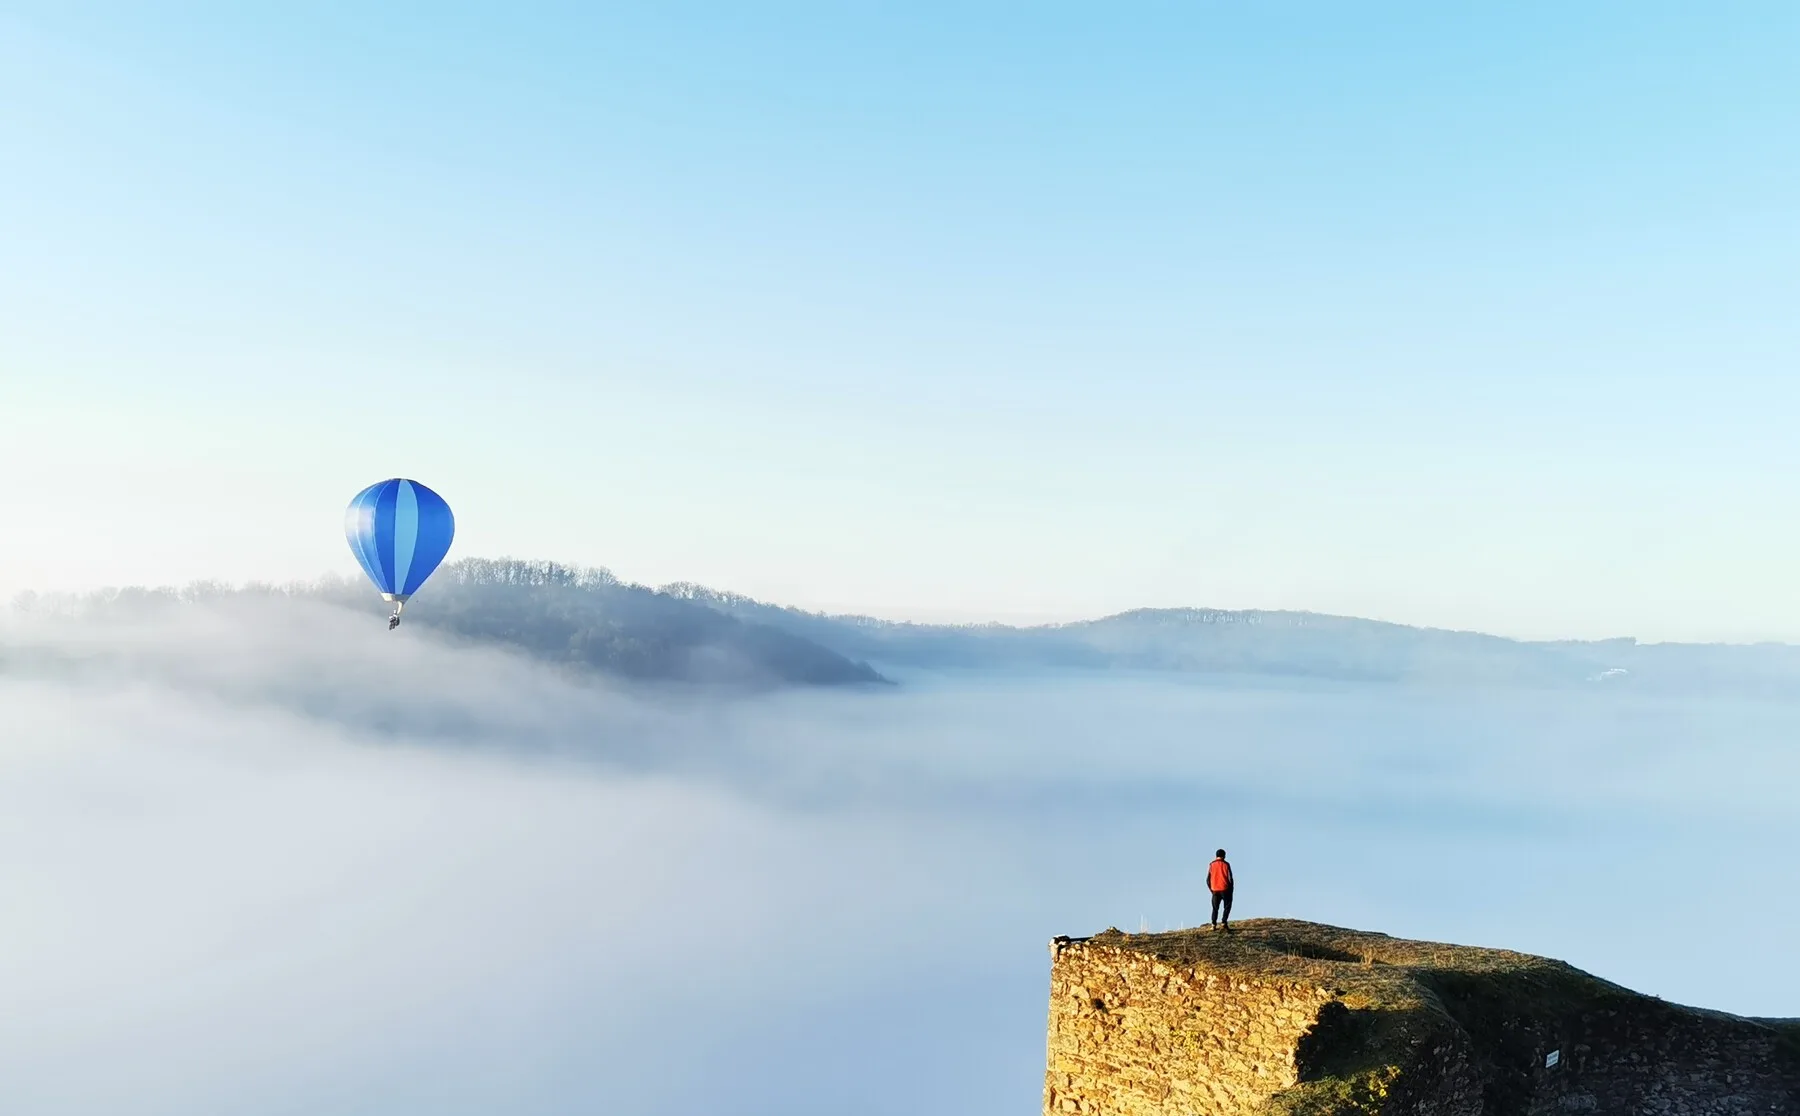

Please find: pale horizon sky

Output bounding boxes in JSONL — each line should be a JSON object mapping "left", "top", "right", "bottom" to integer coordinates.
{"left": 5, "top": 3, "right": 1799, "bottom": 643}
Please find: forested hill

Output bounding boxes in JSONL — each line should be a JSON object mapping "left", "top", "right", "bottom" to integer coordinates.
{"left": 323, "top": 559, "right": 887, "bottom": 686}
{"left": 22, "top": 559, "right": 886, "bottom": 688}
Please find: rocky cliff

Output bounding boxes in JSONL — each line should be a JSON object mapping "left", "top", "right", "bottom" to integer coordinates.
{"left": 1044, "top": 920, "right": 1797, "bottom": 1116}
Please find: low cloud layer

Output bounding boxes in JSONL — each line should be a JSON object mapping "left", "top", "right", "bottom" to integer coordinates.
{"left": 2, "top": 597, "right": 1795, "bottom": 1114}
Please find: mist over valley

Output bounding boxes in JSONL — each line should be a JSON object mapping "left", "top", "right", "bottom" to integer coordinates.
{"left": 2, "top": 569, "right": 1794, "bottom": 1114}
{"left": 22, "top": 557, "right": 1800, "bottom": 698}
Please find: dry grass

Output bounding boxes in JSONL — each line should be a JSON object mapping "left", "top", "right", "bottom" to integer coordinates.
{"left": 1089, "top": 918, "right": 1568, "bottom": 1013}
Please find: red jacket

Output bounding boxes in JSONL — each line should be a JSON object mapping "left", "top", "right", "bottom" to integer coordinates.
{"left": 1208, "top": 858, "right": 1233, "bottom": 892}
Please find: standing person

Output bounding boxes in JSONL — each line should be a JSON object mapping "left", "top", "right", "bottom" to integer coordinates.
{"left": 1208, "top": 849, "right": 1234, "bottom": 930}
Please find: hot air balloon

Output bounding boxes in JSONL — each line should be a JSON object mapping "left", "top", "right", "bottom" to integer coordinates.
{"left": 344, "top": 478, "right": 455, "bottom": 629}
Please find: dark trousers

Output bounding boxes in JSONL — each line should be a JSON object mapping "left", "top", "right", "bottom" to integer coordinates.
{"left": 1210, "top": 888, "right": 1234, "bottom": 925}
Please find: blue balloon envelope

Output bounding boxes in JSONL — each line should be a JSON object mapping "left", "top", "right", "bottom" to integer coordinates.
{"left": 344, "top": 478, "right": 455, "bottom": 605}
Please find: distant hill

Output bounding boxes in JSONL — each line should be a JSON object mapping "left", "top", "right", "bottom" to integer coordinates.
{"left": 662, "top": 584, "right": 1800, "bottom": 693}
{"left": 25, "top": 557, "right": 1800, "bottom": 693}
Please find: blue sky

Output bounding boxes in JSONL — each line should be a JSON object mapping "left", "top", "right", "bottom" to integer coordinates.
{"left": 3, "top": 3, "right": 1798, "bottom": 639}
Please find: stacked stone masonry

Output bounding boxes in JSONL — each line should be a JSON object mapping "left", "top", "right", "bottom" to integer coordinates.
{"left": 1045, "top": 939, "right": 1333, "bottom": 1116}
{"left": 1043, "top": 924, "right": 1799, "bottom": 1116}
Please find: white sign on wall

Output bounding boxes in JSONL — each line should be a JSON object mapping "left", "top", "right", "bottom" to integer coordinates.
{"left": 1545, "top": 1049, "right": 1561, "bottom": 1069}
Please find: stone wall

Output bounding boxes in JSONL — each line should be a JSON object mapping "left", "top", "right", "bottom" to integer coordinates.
{"left": 1044, "top": 936, "right": 1335, "bottom": 1116}
{"left": 1042, "top": 924, "right": 1800, "bottom": 1116}
{"left": 1464, "top": 998, "right": 1798, "bottom": 1115}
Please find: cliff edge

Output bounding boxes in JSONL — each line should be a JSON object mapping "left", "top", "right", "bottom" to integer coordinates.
{"left": 1045, "top": 919, "right": 1798, "bottom": 1116}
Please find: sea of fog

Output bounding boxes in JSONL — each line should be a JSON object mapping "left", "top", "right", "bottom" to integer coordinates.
{"left": 1, "top": 598, "right": 1795, "bottom": 1115}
